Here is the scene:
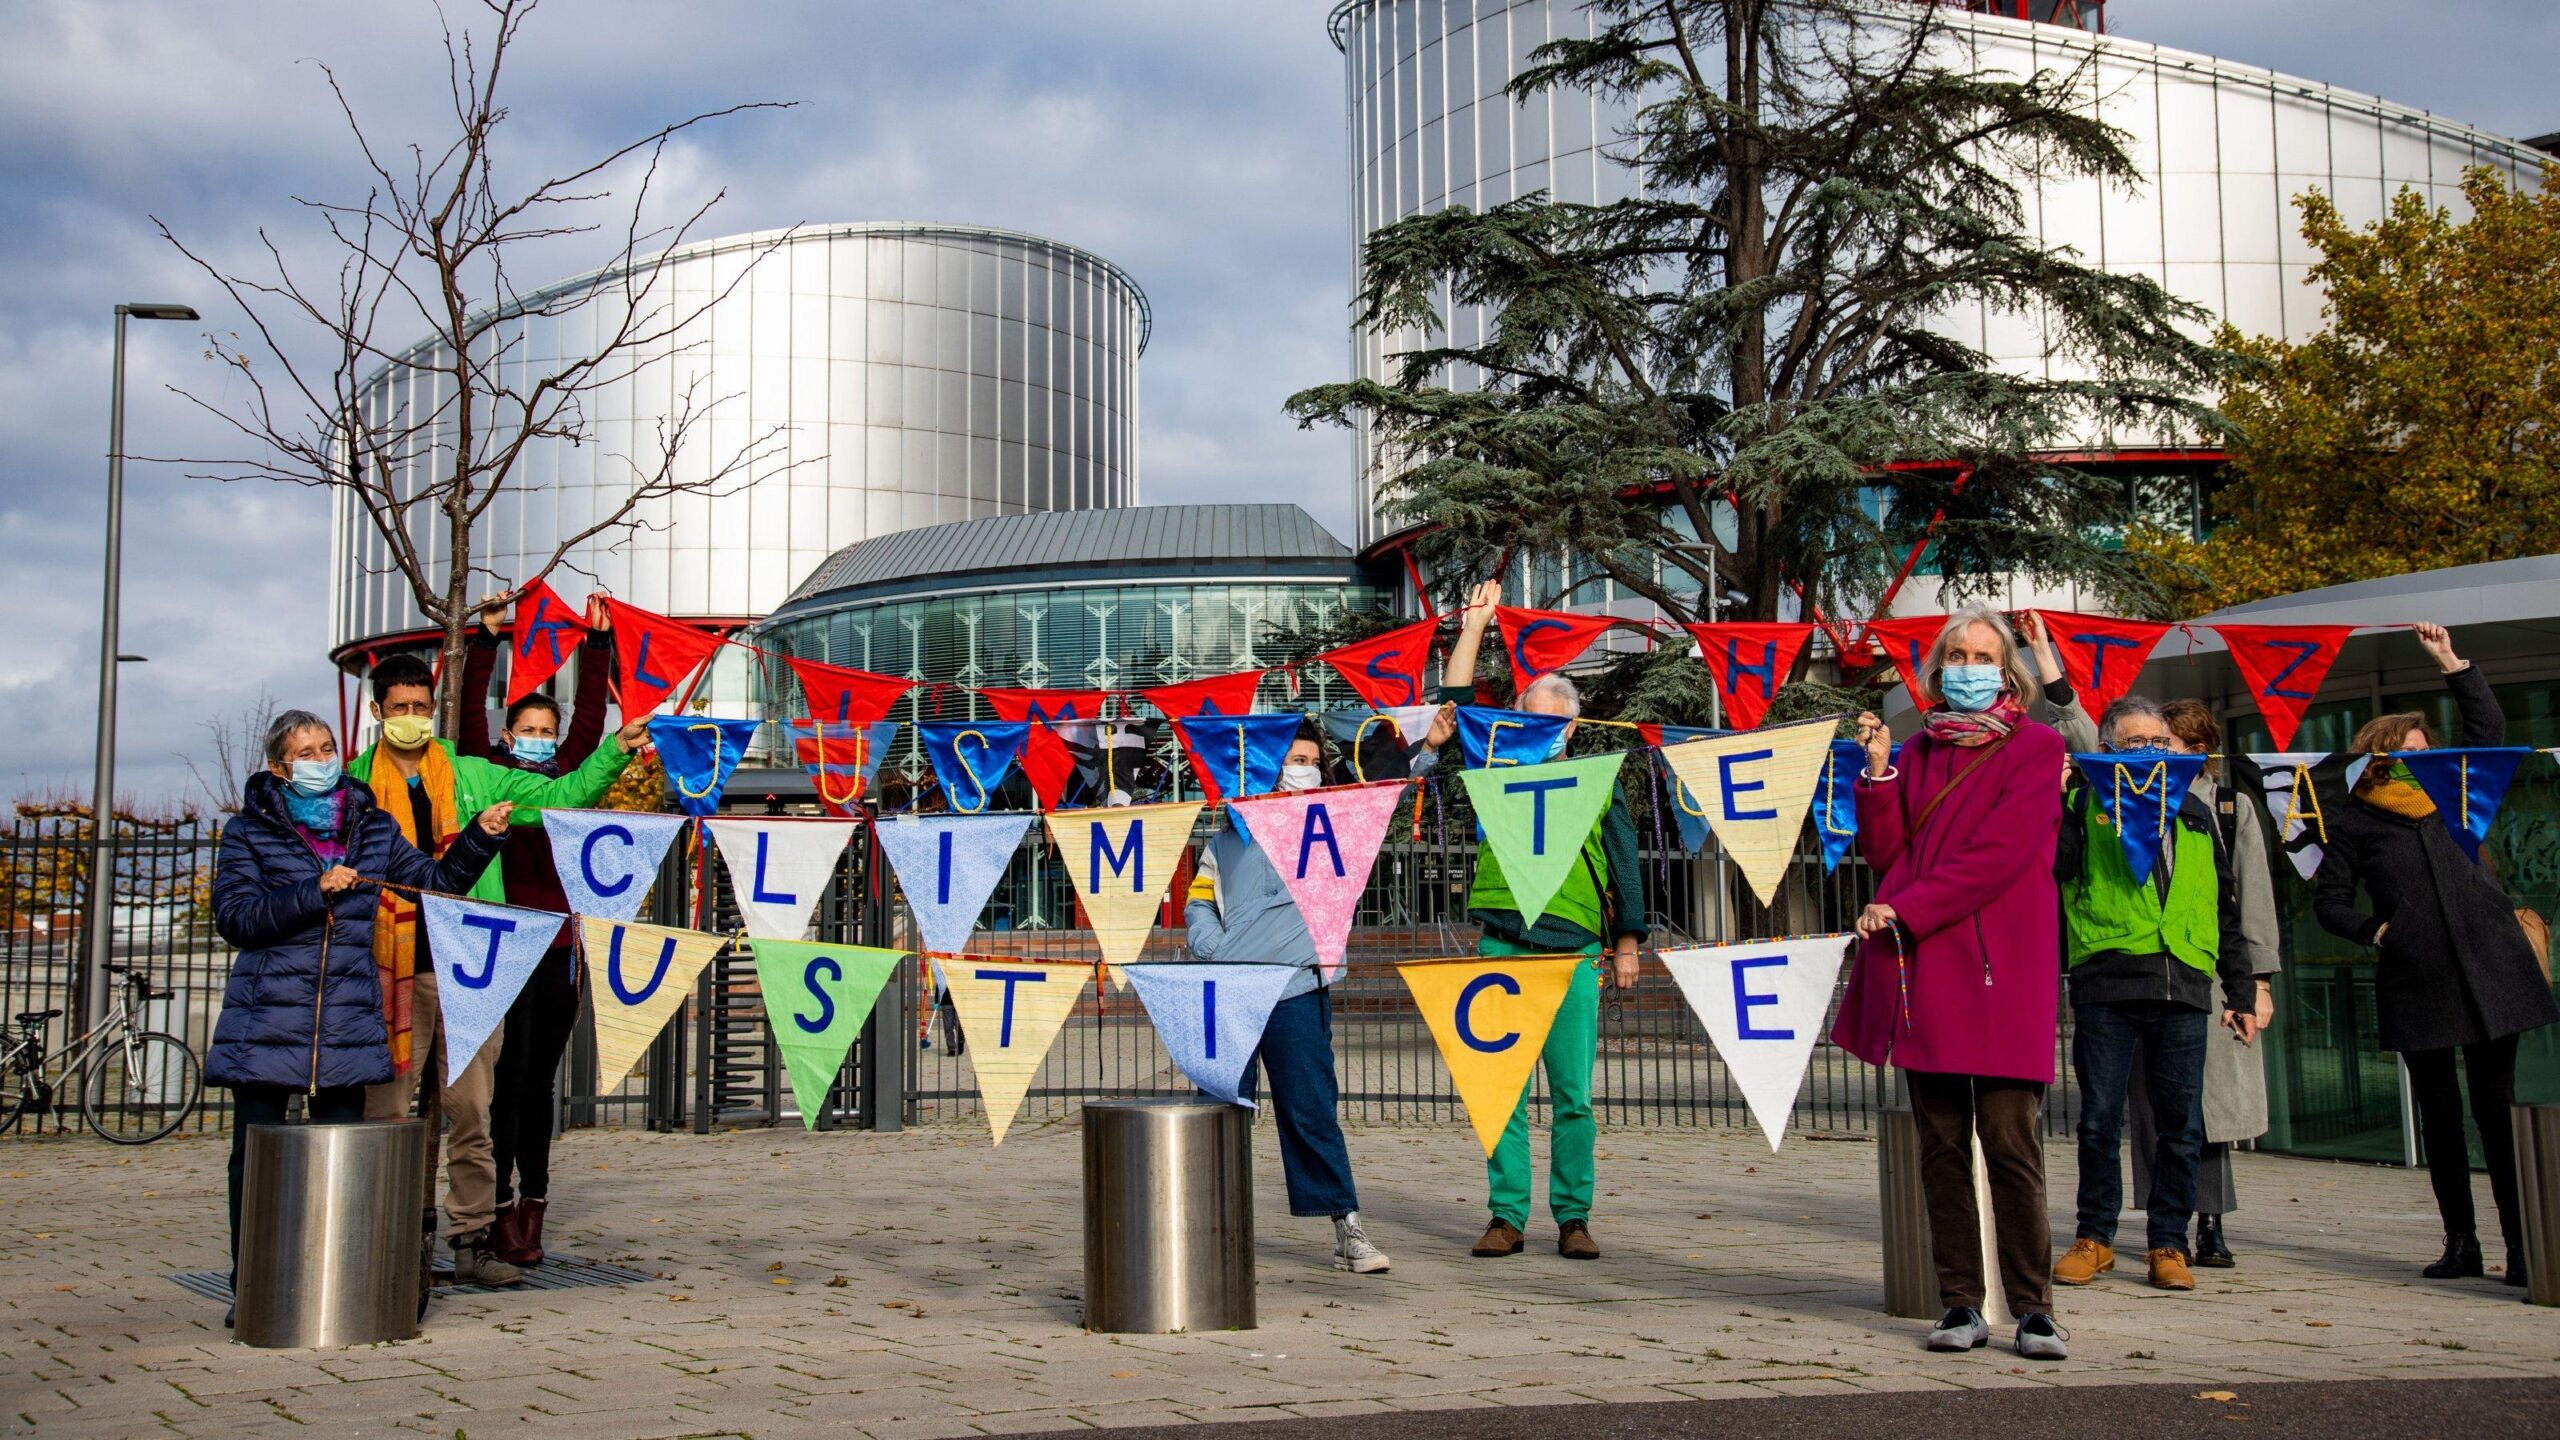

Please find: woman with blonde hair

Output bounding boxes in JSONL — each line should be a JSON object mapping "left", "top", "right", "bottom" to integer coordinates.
{"left": 2315, "top": 623, "right": 2557, "bottom": 1286}
{"left": 1834, "top": 603, "right": 2068, "bottom": 1360}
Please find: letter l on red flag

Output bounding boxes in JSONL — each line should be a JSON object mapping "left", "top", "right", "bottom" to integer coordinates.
{"left": 602, "top": 599, "right": 725, "bottom": 715}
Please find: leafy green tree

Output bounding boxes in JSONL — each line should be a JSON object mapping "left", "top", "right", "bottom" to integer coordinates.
{"left": 1289, "top": 0, "right": 2233, "bottom": 628}
{"left": 2134, "top": 165, "right": 2560, "bottom": 614}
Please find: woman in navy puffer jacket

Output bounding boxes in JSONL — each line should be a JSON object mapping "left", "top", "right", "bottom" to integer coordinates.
{"left": 209, "top": 709, "right": 510, "bottom": 1275}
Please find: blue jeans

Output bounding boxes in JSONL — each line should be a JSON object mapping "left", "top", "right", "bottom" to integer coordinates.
{"left": 1237, "top": 987, "right": 1360, "bottom": 1218}
{"left": 2072, "top": 999, "right": 2207, "bottom": 1254}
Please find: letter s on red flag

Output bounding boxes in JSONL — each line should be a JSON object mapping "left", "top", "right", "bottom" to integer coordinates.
{"left": 1680, "top": 623, "right": 1813, "bottom": 731}
{"left": 2030, "top": 611, "right": 2171, "bottom": 719}
{"left": 2210, "top": 623, "right": 2357, "bottom": 751}
{"left": 1317, "top": 619, "right": 1437, "bottom": 710}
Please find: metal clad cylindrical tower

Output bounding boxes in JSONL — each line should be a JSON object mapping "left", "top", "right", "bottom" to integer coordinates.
{"left": 1330, "top": 0, "right": 2548, "bottom": 548}
{"left": 332, "top": 224, "right": 1148, "bottom": 712}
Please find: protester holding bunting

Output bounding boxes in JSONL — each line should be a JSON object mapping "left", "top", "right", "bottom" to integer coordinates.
{"left": 1430, "top": 580, "right": 1647, "bottom": 1263}
{"left": 207, "top": 710, "right": 514, "bottom": 1323}
{"left": 459, "top": 597, "right": 620, "bottom": 1270}
{"left": 353, "top": 653, "right": 646, "bottom": 1290}
{"left": 1832, "top": 604, "right": 2069, "bottom": 1361}
{"left": 2314, "top": 623, "right": 2559, "bottom": 1288}
{"left": 2050, "top": 695, "right": 2258, "bottom": 1296}
{"left": 1181, "top": 722, "right": 1391, "bottom": 1275}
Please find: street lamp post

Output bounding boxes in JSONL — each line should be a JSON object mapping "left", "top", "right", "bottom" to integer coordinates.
{"left": 81, "top": 302, "right": 198, "bottom": 1033}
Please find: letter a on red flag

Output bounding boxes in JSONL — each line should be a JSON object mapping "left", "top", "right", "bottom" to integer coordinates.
{"left": 602, "top": 599, "right": 725, "bottom": 715}
{"left": 787, "top": 656, "right": 913, "bottom": 726}
{"left": 1318, "top": 618, "right": 1436, "bottom": 709}
{"left": 1142, "top": 671, "right": 1265, "bottom": 721}
{"left": 2031, "top": 611, "right": 2171, "bottom": 719}
{"left": 1856, "top": 616, "right": 1947, "bottom": 708}
{"left": 505, "top": 578, "right": 590, "bottom": 706}
{"left": 1681, "top": 622, "right": 1813, "bottom": 731}
{"left": 1495, "top": 606, "right": 1615, "bottom": 683}
{"left": 2211, "top": 623, "right": 2356, "bottom": 751}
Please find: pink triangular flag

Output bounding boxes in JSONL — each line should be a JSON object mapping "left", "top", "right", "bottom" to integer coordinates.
{"left": 1226, "top": 781, "right": 1407, "bottom": 981}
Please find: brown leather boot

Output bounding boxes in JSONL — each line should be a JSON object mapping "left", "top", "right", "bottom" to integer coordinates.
{"left": 1471, "top": 1217, "right": 1525, "bottom": 1257}
{"left": 2053, "top": 1237, "right": 2114, "bottom": 1286}
{"left": 513, "top": 1198, "right": 548, "bottom": 1267}
{"left": 1557, "top": 1219, "right": 1600, "bottom": 1260}
{"left": 2147, "top": 1247, "right": 2195, "bottom": 1291}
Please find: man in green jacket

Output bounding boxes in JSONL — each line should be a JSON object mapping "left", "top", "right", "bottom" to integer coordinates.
{"left": 353, "top": 653, "right": 643, "bottom": 1287}
{"left": 1424, "top": 581, "right": 1648, "bottom": 1261}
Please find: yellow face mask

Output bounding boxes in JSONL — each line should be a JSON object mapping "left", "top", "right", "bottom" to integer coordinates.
{"left": 380, "top": 714, "right": 436, "bottom": 752}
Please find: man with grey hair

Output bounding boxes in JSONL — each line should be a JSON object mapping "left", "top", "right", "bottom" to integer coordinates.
{"left": 2050, "top": 691, "right": 2258, "bottom": 1294}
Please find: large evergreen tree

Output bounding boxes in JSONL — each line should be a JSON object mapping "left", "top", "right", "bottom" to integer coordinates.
{"left": 1290, "top": 0, "right": 2235, "bottom": 629}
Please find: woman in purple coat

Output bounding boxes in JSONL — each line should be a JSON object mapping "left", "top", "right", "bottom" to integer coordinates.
{"left": 1832, "top": 604, "right": 2067, "bottom": 1362}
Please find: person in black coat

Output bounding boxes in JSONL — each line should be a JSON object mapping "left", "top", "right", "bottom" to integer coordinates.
{"left": 208, "top": 709, "right": 511, "bottom": 1295}
{"left": 2313, "top": 623, "right": 2560, "bottom": 1287}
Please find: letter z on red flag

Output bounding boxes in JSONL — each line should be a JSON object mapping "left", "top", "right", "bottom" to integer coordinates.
{"left": 1681, "top": 622, "right": 1813, "bottom": 731}
{"left": 1317, "top": 619, "right": 1436, "bottom": 709}
{"left": 2211, "top": 623, "right": 2356, "bottom": 751}
{"left": 788, "top": 656, "right": 913, "bottom": 726}
{"left": 2030, "top": 610, "right": 2170, "bottom": 719}
{"left": 1495, "top": 607, "right": 1614, "bottom": 683}
{"left": 601, "top": 599, "right": 724, "bottom": 715}
{"left": 1856, "top": 616, "right": 1946, "bottom": 707}
{"left": 506, "top": 578, "right": 590, "bottom": 706}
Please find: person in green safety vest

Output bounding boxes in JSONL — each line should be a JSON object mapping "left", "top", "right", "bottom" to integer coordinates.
{"left": 2051, "top": 694, "right": 2258, "bottom": 1297}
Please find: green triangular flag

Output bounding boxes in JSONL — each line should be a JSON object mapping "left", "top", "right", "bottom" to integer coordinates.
{"left": 1460, "top": 751, "right": 1627, "bottom": 929}
{"left": 747, "top": 939, "right": 906, "bottom": 1129}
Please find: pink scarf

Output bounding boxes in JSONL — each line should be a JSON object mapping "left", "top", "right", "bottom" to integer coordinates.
{"left": 1923, "top": 693, "right": 2028, "bottom": 748}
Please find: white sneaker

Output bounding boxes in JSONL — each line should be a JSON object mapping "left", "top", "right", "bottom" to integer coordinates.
{"left": 1333, "top": 1212, "right": 1391, "bottom": 1274}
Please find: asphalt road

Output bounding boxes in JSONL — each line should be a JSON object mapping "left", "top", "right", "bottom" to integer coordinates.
{"left": 1071, "top": 1378, "right": 2560, "bottom": 1440}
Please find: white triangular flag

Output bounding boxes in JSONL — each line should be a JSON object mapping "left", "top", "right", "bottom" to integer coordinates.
{"left": 703, "top": 817, "right": 858, "bottom": 939}
{"left": 1659, "top": 935, "right": 1852, "bottom": 1151}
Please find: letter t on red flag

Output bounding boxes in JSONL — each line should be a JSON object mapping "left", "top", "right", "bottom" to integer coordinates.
{"left": 2210, "top": 623, "right": 2357, "bottom": 751}
{"left": 602, "top": 599, "right": 725, "bottom": 716}
{"left": 2031, "top": 610, "right": 2170, "bottom": 719}
{"left": 505, "top": 578, "right": 590, "bottom": 706}
{"left": 1680, "top": 622, "right": 1813, "bottom": 731}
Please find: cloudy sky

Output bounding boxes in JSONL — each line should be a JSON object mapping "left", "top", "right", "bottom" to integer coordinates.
{"left": 4, "top": 0, "right": 2551, "bottom": 808}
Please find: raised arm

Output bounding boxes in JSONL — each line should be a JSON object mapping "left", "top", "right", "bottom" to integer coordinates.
{"left": 2417, "top": 623, "right": 2506, "bottom": 747}
{"left": 559, "top": 597, "right": 615, "bottom": 767}
{"left": 1438, "top": 578, "right": 1501, "bottom": 702}
{"left": 464, "top": 727, "right": 637, "bottom": 821}
{"left": 460, "top": 613, "right": 501, "bottom": 758}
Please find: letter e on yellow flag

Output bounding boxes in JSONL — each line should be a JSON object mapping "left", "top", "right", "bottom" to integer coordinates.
{"left": 1397, "top": 955, "right": 1585, "bottom": 1155}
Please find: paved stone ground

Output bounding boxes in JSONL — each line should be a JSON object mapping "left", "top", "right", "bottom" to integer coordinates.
{"left": 4, "top": 1117, "right": 2556, "bottom": 1438}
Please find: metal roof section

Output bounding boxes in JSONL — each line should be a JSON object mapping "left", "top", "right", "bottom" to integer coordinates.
{"left": 769, "top": 503, "right": 1365, "bottom": 616}
{"left": 2180, "top": 554, "right": 2560, "bottom": 653}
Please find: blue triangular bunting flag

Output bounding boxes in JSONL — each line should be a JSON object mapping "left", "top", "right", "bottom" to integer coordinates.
{"left": 874, "top": 812, "right": 1035, "bottom": 954}
{"left": 421, "top": 894, "right": 566, "bottom": 1084}
{"left": 1456, "top": 706, "right": 1570, "bottom": 769}
{"left": 1122, "top": 962, "right": 1300, "bottom": 1107}
{"left": 2397, "top": 747, "right": 2533, "bottom": 861}
{"left": 1650, "top": 723, "right": 1727, "bottom": 854}
{"left": 541, "top": 808, "right": 689, "bottom": 922}
{"left": 1817, "top": 739, "right": 1869, "bottom": 874}
{"left": 650, "top": 716, "right": 762, "bottom": 818}
{"left": 916, "top": 721, "right": 1031, "bottom": 814}
{"left": 2071, "top": 751, "right": 2211, "bottom": 885}
{"left": 1172, "top": 714, "right": 1302, "bottom": 803}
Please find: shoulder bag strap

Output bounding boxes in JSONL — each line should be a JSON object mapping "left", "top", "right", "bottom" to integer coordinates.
{"left": 1909, "top": 734, "right": 2012, "bottom": 839}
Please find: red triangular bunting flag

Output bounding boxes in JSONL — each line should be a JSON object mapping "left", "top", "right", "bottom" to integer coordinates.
{"left": 1495, "top": 606, "right": 1615, "bottom": 683}
{"left": 1317, "top": 619, "right": 1438, "bottom": 710}
{"left": 2030, "top": 610, "right": 2171, "bottom": 720}
{"left": 1680, "top": 622, "right": 1814, "bottom": 731}
{"left": 788, "top": 656, "right": 913, "bottom": 727}
{"left": 504, "top": 578, "right": 590, "bottom": 706}
{"left": 2211, "top": 623, "right": 2357, "bottom": 751}
{"left": 601, "top": 598, "right": 725, "bottom": 715}
{"left": 983, "top": 688, "right": 1110, "bottom": 813}
{"left": 1142, "top": 671, "right": 1265, "bottom": 720}
{"left": 1856, "top": 615, "right": 1947, "bottom": 708}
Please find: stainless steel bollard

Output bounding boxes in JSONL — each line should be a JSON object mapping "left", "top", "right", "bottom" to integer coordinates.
{"left": 234, "top": 1119, "right": 426, "bottom": 1348}
{"left": 2512, "top": 1103, "right": 2560, "bottom": 1307}
{"left": 1082, "top": 1098, "right": 1253, "bottom": 1333}
{"left": 1877, "top": 1105, "right": 1936, "bottom": 1319}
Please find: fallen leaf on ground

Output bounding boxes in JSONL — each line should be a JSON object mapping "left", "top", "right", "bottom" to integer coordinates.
{"left": 670, "top": 1294, "right": 691, "bottom": 1303}
{"left": 2196, "top": 1391, "right": 2238, "bottom": 1402}
{"left": 1111, "top": 1371, "right": 1138, "bottom": 1379}
{"left": 2305, "top": 1321, "right": 2330, "bottom": 1328}
{"left": 767, "top": 1261, "right": 784, "bottom": 1271}
{"left": 826, "top": 1276, "right": 849, "bottom": 1288}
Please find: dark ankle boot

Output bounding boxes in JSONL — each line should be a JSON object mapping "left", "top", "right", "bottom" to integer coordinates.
{"left": 2422, "top": 1233, "right": 2484, "bottom": 1279}
{"left": 514, "top": 1198, "right": 548, "bottom": 1267}
{"left": 2501, "top": 1243, "right": 2527, "bottom": 1288}
{"left": 2194, "top": 1214, "right": 2235, "bottom": 1268}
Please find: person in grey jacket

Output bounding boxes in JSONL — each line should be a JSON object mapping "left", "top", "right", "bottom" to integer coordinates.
{"left": 1183, "top": 722, "right": 1390, "bottom": 1274}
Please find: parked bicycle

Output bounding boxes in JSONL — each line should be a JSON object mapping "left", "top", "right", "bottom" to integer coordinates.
{"left": 0, "top": 962, "right": 203, "bottom": 1143}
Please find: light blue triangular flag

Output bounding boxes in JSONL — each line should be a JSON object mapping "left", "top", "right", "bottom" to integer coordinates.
{"left": 422, "top": 894, "right": 565, "bottom": 1084}
{"left": 542, "top": 808, "right": 689, "bottom": 921}
{"left": 1122, "top": 962, "right": 1300, "bottom": 1108}
{"left": 650, "top": 715, "right": 762, "bottom": 817}
{"left": 875, "top": 812, "right": 1034, "bottom": 954}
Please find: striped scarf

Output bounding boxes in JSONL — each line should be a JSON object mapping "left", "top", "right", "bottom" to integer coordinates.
{"left": 1922, "top": 693, "right": 2029, "bottom": 748}
{"left": 366, "top": 742, "right": 459, "bottom": 1075}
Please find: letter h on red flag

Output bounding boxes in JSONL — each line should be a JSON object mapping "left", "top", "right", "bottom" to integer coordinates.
{"left": 1317, "top": 618, "right": 1436, "bottom": 709}
{"left": 601, "top": 599, "right": 725, "bottom": 715}
{"left": 1680, "top": 622, "right": 1812, "bottom": 731}
{"left": 506, "top": 578, "right": 590, "bottom": 706}
{"left": 2210, "top": 623, "right": 2356, "bottom": 751}
{"left": 1495, "top": 607, "right": 1614, "bottom": 683}
{"left": 2030, "top": 610, "right": 2171, "bottom": 718}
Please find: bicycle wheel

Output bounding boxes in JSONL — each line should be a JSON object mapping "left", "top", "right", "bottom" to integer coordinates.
{"left": 81, "top": 1032, "right": 203, "bottom": 1144}
{"left": 0, "top": 1071, "right": 40, "bottom": 1135}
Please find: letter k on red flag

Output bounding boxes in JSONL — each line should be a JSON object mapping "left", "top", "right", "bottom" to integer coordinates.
{"left": 506, "top": 578, "right": 590, "bottom": 706}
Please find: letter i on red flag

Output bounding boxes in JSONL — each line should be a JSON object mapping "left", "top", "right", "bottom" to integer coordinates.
{"left": 505, "top": 578, "right": 590, "bottom": 706}
{"left": 1681, "top": 623, "right": 1813, "bottom": 730}
{"left": 602, "top": 598, "right": 725, "bottom": 715}
{"left": 787, "top": 656, "right": 913, "bottom": 726}
{"left": 2211, "top": 623, "right": 2356, "bottom": 751}
{"left": 2031, "top": 611, "right": 2171, "bottom": 719}
{"left": 1856, "top": 616, "right": 1947, "bottom": 708}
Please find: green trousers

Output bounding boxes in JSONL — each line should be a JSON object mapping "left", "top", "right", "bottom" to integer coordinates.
{"left": 1481, "top": 935, "right": 1601, "bottom": 1229}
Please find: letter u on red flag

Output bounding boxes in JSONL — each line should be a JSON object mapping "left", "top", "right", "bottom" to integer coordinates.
{"left": 2210, "top": 623, "right": 2356, "bottom": 751}
{"left": 506, "top": 578, "right": 590, "bottom": 706}
{"left": 787, "top": 656, "right": 913, "bottom": 727}
{"left": 1680, "top": 622, "right": 1813, "bottom": 730}
{"left": 2031, "top": 611, "right": 2170, "bottom": 719}
{"left": 602, "top": 599, "right": 725, "bottom": 715}
{"left": 1495, "top": 607, "right": 1615, "bottom": 683}
{"left": 1317, "top": 618, "right": 1437, "bottom": 709}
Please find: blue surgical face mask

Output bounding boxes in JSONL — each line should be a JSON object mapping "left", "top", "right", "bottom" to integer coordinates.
{"left": 510, "top": 736, "right": 560, "bottom": 766}
{"left": 1938, "top": 664, "right": 2006, "bottom": 713}
{"left": 287, "top": 758, "right": 342, "bottom": 796}
{"left": 1547, "top": 728, "right": 1572, "bottom": 760}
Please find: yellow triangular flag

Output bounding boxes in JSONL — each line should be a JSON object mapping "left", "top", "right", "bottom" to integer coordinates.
{"left": 942, "top": 958, "right": 1092, "bottom": 1144}
{"left": 1397, "top": 955, "right": 1585, "bottom": 1155}
{"left": 580, "top": 917, "right": 729, "bottom": 1092}
{"left": 1044, "top": 800, "right": 1202, "bottom": 973}
{"left": 1656, "top": 716, "right": 1836, "bottom": 906}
